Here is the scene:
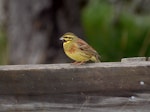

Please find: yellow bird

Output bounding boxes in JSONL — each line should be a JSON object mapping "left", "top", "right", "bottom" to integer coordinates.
{"left": 60, "top": 32, "right": 100, "bottom": 64}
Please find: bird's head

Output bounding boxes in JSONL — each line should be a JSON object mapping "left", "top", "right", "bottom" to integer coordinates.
{"left": 60, "top": 32, "right": 77, "bottom": 43}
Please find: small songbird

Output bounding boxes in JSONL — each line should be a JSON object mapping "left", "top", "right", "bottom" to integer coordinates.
{"left": 60, "top": 32, "right": 100, "bottom": 64}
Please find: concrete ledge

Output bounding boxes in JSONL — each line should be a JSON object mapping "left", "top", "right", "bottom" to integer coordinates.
{"left": 121, "top": 57, "right": 150, "bottom": 62}
{"left": 0, "top": 61, "right": 150, "bottom": 95}
{"left": 0, "top": 93, "right": 150, "bottom": 112}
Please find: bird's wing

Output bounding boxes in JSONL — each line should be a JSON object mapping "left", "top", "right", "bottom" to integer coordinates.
{"left": 76, "top": 38, "right": 100, "bottom": 58}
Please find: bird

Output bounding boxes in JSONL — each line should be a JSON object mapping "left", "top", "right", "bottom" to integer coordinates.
{"left": 60, "top": 32, "right": 100, "bottom": 65}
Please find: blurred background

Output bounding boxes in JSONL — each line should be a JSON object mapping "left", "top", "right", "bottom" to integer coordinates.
{"left": 0, "top": 0, "right": 150, "bottom": 65}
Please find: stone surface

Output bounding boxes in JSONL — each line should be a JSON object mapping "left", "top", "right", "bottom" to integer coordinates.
{"left": 121, "top": 57, "right": 150, "bottom": 62}
{"left": 0, "top": 62, "right": 150, "bottom": 95}
{"left": 0, "top": 61, "right": 150, "bottom": 111}
{"left": 0, "top": 93, "right": 150, "bottom": 112}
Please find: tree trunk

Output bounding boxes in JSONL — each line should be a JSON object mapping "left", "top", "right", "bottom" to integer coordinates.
{"left": 7, "top": 0, "right": 87, "bottom": 64}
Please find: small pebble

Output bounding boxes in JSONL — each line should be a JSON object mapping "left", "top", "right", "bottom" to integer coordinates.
{"left": 129, "top": 96, "right": 136, "bottom": 101}
{"left": 131, "top": 96, "right": 135, "bottom": 100}
{"left": 140, "top": 81, "right": 145, "bottom": 85}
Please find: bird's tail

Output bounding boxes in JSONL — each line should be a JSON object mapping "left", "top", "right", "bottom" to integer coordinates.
{"left": 91, "top": 54, "right": 100, "bottom": 62}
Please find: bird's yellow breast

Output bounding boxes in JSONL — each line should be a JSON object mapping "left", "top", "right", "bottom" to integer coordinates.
{"left": 63, "top": 41, "right": 90, "bottom": 62}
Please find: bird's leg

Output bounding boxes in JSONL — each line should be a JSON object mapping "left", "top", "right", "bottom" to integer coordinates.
{"left": 72, "top": 61, "right": 78, "bottom": 65}
{"left": 78, "top": 61, "right": 85, "bottom": 65}
{"left": 72, "top": 61, "right": 85, "bottom": 65}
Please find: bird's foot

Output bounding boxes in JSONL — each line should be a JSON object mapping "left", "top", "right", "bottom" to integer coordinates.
{"left": 72, "top": 61, "right": 85, "bottom": 65}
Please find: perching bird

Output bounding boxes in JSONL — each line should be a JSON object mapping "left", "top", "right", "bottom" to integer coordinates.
{"left": 60, "top": 32, "right": 100, "bottom": 65}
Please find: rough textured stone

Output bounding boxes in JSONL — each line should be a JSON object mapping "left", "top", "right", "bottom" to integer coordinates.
{"left": 0, "top": 61, "right": 150, "bottom": 111}
{"left": 121, "top": 57, "right": 149, "bottom": 62}
{"left": 0, "top": 62, "right": 150, "bottom": 95}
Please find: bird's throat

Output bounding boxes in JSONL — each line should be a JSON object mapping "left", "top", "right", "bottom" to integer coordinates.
{"left": 63, "top": 41, "right": 74, "bottom": 51}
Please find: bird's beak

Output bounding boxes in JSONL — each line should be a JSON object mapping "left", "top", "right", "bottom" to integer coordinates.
{"left": 59, "top": 37, "right": 64, "bottom": 41}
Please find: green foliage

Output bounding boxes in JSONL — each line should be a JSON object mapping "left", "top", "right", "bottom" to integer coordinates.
{"left": 82, "top": 0, "right": 150, "bottom": 61}
{"left": 0, "top": 26, "right": 7, "bottom": 64}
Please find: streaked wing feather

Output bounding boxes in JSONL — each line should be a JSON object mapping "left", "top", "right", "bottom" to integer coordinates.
{"left": 76, "top": 38, "right": 100, "bottom": 58}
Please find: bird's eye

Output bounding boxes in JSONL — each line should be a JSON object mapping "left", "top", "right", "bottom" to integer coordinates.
{"left": 63, "top": 36, "right": 73, "bottom": 41}
{"left": 68, "top": 37, "right": 73, "bottom": 40}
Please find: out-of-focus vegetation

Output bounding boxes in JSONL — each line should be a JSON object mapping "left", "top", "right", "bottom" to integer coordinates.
{"left": 0, "top": 25, "right": 7, "bottom": 64}
{"left": 82, "top": 0, "right": 150, "bottom": 61}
